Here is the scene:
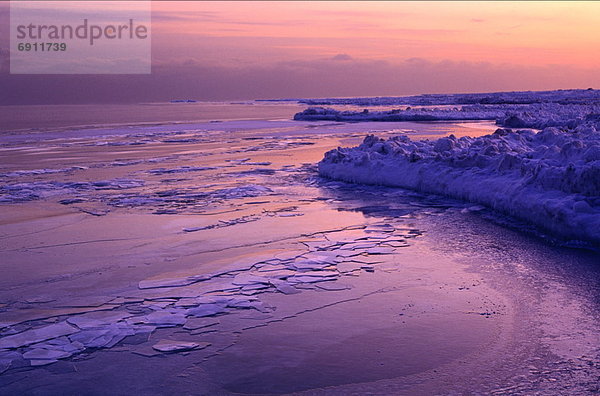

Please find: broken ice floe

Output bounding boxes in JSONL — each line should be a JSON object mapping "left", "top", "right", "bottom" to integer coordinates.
{"left": 108, "top": 184, "right": 274, "bottom": 214}
{"left": 66, "top": 311, "right": 132, "bottom": 329}
{"left": 0, "top": 322, "right": 78, "bottom": 349}
{"left": 187, "top": 304, "right": 228, "bottom": 318}
{"left": 69, "top": 323, "right": 136, "bottom": 348}
{"left": 147, "top": 166, "right": 216, "bottom": 175}
{"left": 0, "top": 220, "right": 415, "bottom": 372}
{"left": 140, "top": 311, "right": 187, "bottom": 327}
{"left": 24, "top": 347, "right": 74, "bottom": 366}
{"left": 0, "top": 166, "right": 88, "bottom": 178}
{"left": 0, "top": 179, "right": 144, "bottom": 204}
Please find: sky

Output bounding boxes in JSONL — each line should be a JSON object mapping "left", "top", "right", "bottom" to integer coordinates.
{"left": 2, "top": 1, "right": 600, "bottom": 104}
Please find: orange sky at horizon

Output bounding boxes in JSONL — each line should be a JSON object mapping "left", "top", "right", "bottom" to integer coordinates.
{"left": 151, "top": 1, "right": 600, "bottom": 69}
{"left": 3, "top": 1, "right": 600, "bottom": 102}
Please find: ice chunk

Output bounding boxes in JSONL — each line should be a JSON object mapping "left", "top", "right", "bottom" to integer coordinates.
{"left": 276, "top": 212, "right": 302, "bottom": 217}
{"left": 23, "top": 348, "right": 72, "bottom": 361}
{"left": 227, "top": 297, "right": 271, "bottom": 312}
{"left": 287, "top": 271, "right": 339, "bottom": 283}
{"left": 141, "top": 311, "right": 186, "bottom": 327}
{"left": 292, "top": 252, "right": 337, "bottom": 270}
{"left": 256, "top": 268, "right": 297, "bottom": 278}
{"left": 0, "top": 322, "right": 79, "bottom": 349}
{"left": 68, "top": 324, "right": 134, "bottom": 348}
{"left": 292, "top": 260, "right": 331, "bottom": 271}
{"left": 187, "top": 304, "right": 227, "bottom": 318}
{"left": 241, "top": 284, "right": 270, "bottom": 292}
{"left": 66, "top": 311, "right": 132, "bottom": 329}
{"left": 232, "top": 273, "right": 271, "bottom": 286}
{"left": 152, "top": 340, "right": 210, "bottom": 353}
{"left": 270, "top": 279, "right": 301, "bottom": 295}
{"left": 274, "top": 250, "right": 306, "bottom": 261}
{"left": 339, "top": 242, "right": 378, "bottom": 250}
{"left": 331, "top": 249, "right": 361, "bottom": 258}
{"left": 0, "top": 351, "right": 22, "bottom": 374}
{"left": 336, "top": 262, "right": 364, "bottom": 273}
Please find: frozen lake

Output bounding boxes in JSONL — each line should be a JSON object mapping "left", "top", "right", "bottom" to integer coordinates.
{"left": 0, "top": 102, "right": 598, "bottom": 394}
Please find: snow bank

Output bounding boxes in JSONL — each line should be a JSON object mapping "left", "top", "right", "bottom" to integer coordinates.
{"left": 294, "top": 89, "right": 600, "bottom": 130}
{"left": 294, "top": 106, "right": 504, "bottom": 122}
{"left": 318, "top": 126, "right": 600, "bottom": 245}
{"left": 294, "top": 103, "right": 600, "bottom": 129}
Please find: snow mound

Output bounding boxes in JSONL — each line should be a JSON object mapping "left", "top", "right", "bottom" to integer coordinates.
{"left": 319, "top": 127, "right": 600, "bottom": 245}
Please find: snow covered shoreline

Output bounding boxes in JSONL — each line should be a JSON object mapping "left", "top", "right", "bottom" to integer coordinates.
{"left": 295, "top": 103, "right": 600, "bottom": 131}
{"left": 294, "top": 106, "right": 505, "bottom": 122}
{"left": 319, "top": 127, "right": 600, "bottom": 245}
{"left": 312, "top": 90, "right": 600, "bottom": 245}
{"left": 294, "top": 89, "right": 600, "bottom": 129}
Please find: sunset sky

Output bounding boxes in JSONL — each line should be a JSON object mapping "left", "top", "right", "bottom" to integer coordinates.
{"left": 2, "top": 1, "right": 600, "bottom": 104}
